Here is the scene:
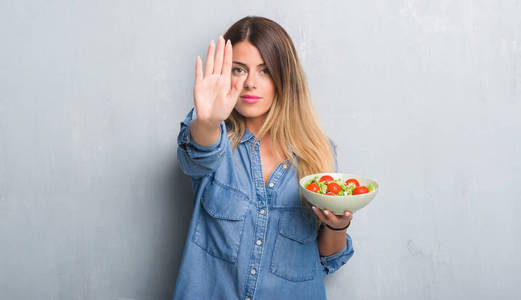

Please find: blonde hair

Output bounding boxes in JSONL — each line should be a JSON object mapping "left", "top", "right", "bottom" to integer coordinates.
{"left": 223, "top": 16, "right": 336, "bottom": 229}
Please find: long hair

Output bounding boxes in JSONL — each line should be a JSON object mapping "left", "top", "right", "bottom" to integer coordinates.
{"left": 223, "top": 16, "right": 336, "bottom": 229}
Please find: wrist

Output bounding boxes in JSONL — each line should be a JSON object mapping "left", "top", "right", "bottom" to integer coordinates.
{"left": 322, "top": 221, "right": 350, "bottom": 232}
{"left": 190, "top": 118, "right": 222, "bottom": 147}
{"left": 193, "top": 117, "right": 221, "bottom": 130}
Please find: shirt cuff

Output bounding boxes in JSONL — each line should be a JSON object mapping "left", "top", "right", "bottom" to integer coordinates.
{"left": 179, "top": 119, "right": 225, "bottom": 153}
{"left": 177, "top": 107, "right": 226, "bottom": 155}
{"left": 320, "top": 232, "right": 355, "bottom": 275}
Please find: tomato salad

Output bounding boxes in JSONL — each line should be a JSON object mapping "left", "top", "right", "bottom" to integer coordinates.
{"left": 304, "top": 175, "right": 375, "bottom": 196}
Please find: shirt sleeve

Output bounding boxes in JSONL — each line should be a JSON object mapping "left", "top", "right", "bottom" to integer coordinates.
{"left": 319, "top": 228, "right": 355, "bottom": 275}
{"left": 176, "top": 107, "right": 229, "bottom": 179}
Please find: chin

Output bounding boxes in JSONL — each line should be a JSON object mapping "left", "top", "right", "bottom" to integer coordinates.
{"left": 234, "top": 105, "right": 270, "bottom": 119}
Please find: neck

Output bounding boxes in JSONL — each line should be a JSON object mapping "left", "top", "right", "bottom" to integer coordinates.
{"left": 245, "top": 114, "right": 268, "bottom": 138}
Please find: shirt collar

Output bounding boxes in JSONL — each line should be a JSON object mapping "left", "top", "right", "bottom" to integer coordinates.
{"left": 240, "top": 127, "right": 256, "bottom": 143}
{"left": 239, "top": 128, "right": 297, "bottom": 163}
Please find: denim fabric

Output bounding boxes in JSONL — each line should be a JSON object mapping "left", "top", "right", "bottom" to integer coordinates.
{"left": 173, "top": 107, "right": 354, "bottom": 300}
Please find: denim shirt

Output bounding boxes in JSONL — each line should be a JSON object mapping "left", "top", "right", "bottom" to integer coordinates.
{"left": 173, "top": 107, "right": 354, "bottom": 300}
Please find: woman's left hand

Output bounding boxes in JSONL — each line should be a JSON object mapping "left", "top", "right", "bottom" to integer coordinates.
{"left": 311, "top": 206, "right": 353, "bottom": 230}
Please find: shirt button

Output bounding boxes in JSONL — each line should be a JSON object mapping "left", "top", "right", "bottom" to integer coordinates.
{"left": 256, "top": 240, "right": 262, "bottom": 246}
{"left": 321, "top": 257, "right": 327, "bottom": 262}
{"left": 251, "top": 268, "right": 256, "bottom": 275}
{"left": 268, "top": 182, "right": 274, "bottom": 188}
{"left": 260, "top": 209, "right": 265, "bottom": 215}
{"left": 282, "top": 164, "right": 288, "bottom": 169}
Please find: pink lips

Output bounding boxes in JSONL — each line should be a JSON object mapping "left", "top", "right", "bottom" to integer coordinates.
{"left": 241, "top": 95, "right": 261, "bottom": 104}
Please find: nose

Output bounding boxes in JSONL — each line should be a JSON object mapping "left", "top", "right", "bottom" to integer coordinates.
{"left": 244, "top": 73, "right": 257, "bottom": 89}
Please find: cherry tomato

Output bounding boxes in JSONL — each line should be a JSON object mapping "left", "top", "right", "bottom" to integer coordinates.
{"left": 306, "top": 183, "right": 320, "bottom": 193}
{"left": 345, "top": 178, "right": 360, "bottom": 187}
{"left": 327, "top": 182, "right": 342, "bottom": 194}
{"left": 319, "top": 175, "right": 334, "bottom": 184}
{"left": 352, "top": 186, "right": 370, "bottom": 195}
{"left": 325, "top": 192, "right": 335, "bottom": 196}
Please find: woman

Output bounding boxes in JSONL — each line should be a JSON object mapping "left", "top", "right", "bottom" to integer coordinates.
{"left": 174, "top": 16, "right": 354, "bottom": 300}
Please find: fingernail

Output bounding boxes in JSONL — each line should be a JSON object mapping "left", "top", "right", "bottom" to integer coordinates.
{"left": 345, "top": 212, "right": 351, "bottom": 217}
{"left": 311, "top": 206, "right": 316, "bottom": 210}
{"left": 324, "top": 210, "right": 329, "bottom": 216}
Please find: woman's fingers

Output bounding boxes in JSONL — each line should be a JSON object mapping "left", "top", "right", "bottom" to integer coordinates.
{"left": 213, "top": 36, "right": 225, "bottom": 75}
{"left": 324, "top": 209, "right": 339, "bottom": 223}
{"left": 311, "top": 206, "right": 328, "bottom": 223}
{"left": 312, "top": 206, "right": 352, "bottom": 228}
{"left": 222, "top": 39, "right": 234, "bottom": 90}
{"left": 204, "top": 40, "right": 215, "bottom": 78}
{"left": 195, "top": 56, "right": 202, "bottom": 84}
{"left": 222, "top": 39, "right": 232, "bottom": 76}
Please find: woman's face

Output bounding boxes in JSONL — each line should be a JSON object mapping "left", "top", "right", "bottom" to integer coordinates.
{"left": 231, "top": 41, "right": 276, "bottom": 122}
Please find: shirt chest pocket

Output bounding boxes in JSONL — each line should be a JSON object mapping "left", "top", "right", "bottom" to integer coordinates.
{"left": 270, "top": 210, "right": 319, "bottom": 282}
{"left": 192, "top": 180, "right": 250, "bottom": 264}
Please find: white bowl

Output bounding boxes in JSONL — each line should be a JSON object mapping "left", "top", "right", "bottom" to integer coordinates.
{"left": 299, "top": 173, "right": 379, "bottom": 215}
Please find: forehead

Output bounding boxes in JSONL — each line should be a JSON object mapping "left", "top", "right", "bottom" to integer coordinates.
{"left": 232, "top": 41, "right": 265, "bottom": 65}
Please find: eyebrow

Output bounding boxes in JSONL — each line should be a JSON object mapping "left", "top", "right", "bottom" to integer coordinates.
{"left": 232, "top": 61, "right": 266, "bottom": 68}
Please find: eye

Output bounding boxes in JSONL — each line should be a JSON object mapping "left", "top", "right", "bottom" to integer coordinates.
{"left": 261, "top": 68, "right": 270, "bottom": 75}
{"left": 232, "top": 67, "right": 245, "bottom": 74}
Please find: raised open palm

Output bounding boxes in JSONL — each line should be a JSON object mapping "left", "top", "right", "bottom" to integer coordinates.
{"left": 193, "top": 36, "right": 246, "bottom": 125}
